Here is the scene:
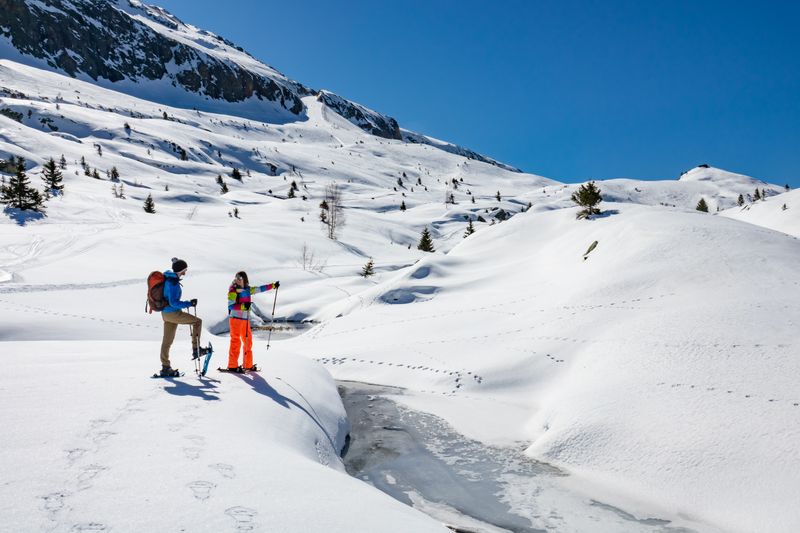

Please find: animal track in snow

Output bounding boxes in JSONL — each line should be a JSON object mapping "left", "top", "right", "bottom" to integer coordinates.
{"left": 655, "top": 381, "right": 799, "bottom": 407}
{"left": 316, "top": 355, "right": 482, "bottom": 395}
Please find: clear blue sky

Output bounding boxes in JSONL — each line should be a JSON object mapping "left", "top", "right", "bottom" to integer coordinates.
{"left": 156, "top": 0, "right": 800, "bottom": 187}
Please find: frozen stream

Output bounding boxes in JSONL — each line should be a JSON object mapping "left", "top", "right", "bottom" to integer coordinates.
{"left": 338, "top": 381, "right": 699, "bottom": 533}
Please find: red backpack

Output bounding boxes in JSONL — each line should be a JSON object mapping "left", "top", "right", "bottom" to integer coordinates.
{"left": 146, "top": 271, "right": 168, "bottom": 313}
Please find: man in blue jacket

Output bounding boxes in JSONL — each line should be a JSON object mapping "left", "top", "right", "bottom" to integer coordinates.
{"left": 160, "top": 258, "right": 204, "bottom": 376}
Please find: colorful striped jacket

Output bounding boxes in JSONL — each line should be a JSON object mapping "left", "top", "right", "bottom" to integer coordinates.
{"left": 227, "top": 282, "right": 277, "bottom": 320}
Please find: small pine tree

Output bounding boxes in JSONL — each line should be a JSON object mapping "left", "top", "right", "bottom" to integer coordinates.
{"left": 118, "top": 183, "right": 125, "bottom": 199}
{"left": 754, "top": 188, "right": 761, "bottom": 201}
{"left": 400, "top": 200, "right": 406, "bottom": 211}
{"left": 110, "top": 166, "right": 120, "bottom": 182}
{"left": 417, "top": 227, "right": 435, "bottom": 252}
{"left": 782, "top": 203, "right": 788, "bottom": 211}
{"left": 59, "top": 154, "right": 67, "bottom": 169}
{"left": 231, "top": 168, "right": 242, "bottom": 181}
{"left": 397, "top": 177, "right": 403, "bottom": 187}
{"left": 91, "top": 168, "right": 100, "bottom": 180}
{"left": 143, "top": 193, "right": 156, "bottom": 213}
{"left": 288, "top": 187, "right": 296, "bottom": 199}
{"left": 471, "top": 195, "right": 475, "bottom": 204}
{"left": 233, "top": 207, "right": 240, "bottom": 218}
{"left": 361, "top": 257, "right": 375, "bottom": 277}
{"left": 786, "top": 184, "right": 791, "bottom": 192}
{"left": 42, "top": 158, "right": 64, "bottom": 194}
{"left": 162, "top": 111, "right": 169, "bottom": 120}
{"left": 495, "top": 191, "right": 501, "bottom": 201}
{"left": 80, "top": 156, "right": 86, "bottom": 169}
{"left": 571, "top": 181, "right": 603, "bottom": 219}
{"left": 216, "top": 175, "right": 228, "bottom": 194}
{"left": 464, "top": 219, "right": 475, "bottom": 238}
{"left": 696, "top": 198, "right": 709, "bottom": 212}
{"left": 0, "top": 158, "right": 45, "bottom": 212}
{"left": 737, "top": 194, "right": 744, "bottom": 207}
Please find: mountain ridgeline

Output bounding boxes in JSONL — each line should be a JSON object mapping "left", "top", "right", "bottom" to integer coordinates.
{"left": 0, "top": 0, "right": 517, "bottom": 169}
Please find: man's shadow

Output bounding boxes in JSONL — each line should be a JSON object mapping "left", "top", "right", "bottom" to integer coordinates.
{"left": 160, "top": 375, "right": 221, "bottom": 401}
{"left": 227, "top": 371, "right": 337, "bottom": 451}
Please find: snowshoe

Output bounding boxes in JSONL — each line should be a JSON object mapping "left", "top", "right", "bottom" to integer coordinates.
{"left": 245, "top": 365, "right": 259, "bottom": 372}
{"left": 152, "top": 368, "right": 183, "bottom": 378}
{"left": 218, "top": 366, "right": 244, "bottom": 374}
{"left": 191, "top": 345, "right": 211, "bottom": 360}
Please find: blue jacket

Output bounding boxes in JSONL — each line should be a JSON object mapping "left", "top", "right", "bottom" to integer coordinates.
{"left": 162, "top": 270, "right": 191, "bottom": 313}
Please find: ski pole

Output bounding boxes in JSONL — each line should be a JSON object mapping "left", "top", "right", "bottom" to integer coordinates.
{"left": 266, "top": 286, "right": 279, "bottom": 351}
{"left": 192, "top": 304, "right": 201, "bottom": 374}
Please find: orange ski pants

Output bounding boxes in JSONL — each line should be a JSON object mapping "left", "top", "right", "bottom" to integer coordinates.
{"left": 228, "top": 318, "right": 253, "bottom": 368}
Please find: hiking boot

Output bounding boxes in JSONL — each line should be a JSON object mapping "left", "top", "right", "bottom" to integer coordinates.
{"left": 246, "top": 365, "right": 259, "bottom": 372}
{"left": 191, "top": 346, "right": 209, "bottom": 360}
{"left": 160, "top": 367, "right": 180, "bottom": 377}
{"left": 224, "top": 366, "right": 244, "bottom": 373}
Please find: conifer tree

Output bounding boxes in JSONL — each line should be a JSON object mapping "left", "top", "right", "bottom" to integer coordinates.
{"left": 0, "top": 158, "right": 45, "bottom": 212}
{"left": 59, "top": 154, "right": 67, "bottom": 169}
{"left": 361, "top": 257, "right": 375, "bottom": 277}
{"left": 231, "top": 168, "right": 242, "bottom": 181}
{"left": 109, "top": 166, "right": 120, "bottom": 182}
{"left": 417, "top": 227, "right": 435, "bottom": 252}
{"left": 464, "top": 219, "right": 475, "bottom": 238}
{"left": 43, "top": 158, "right": 64, "bottom": 195}
{"left": 754, "top": 188, "right": 761, "bottom": 201}
{"left": 696, "top": 198, "right": 709, "bottom": 212}
{"left": 737, "top": 194, "right": 744, "bottom": 207}
{"left": 786, "top": 184, "right": 791, "bottom": 192}
{"left": 400, "top": 200, "right": 406, "bottom": 211}
{"left": 143, "top": 193, "right": 156, "bottom": 213}
{"left": 288, "top": 187, "right": 295, "bottom": 198}
{"left": 216, "top": 175, "right": 228, "bottom": 194}
{"left": 570, "top": 181, "right": 603, "bottom": 219}
{"left": 782, "top": 203, "right": 788, "bottom": 211}
{"left": 495, "top": 191, "right": 501, "bottom": 201}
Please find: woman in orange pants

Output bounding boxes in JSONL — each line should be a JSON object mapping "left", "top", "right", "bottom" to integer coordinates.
{"left": 227, "top": 271, "right": 279, "bottom": 372}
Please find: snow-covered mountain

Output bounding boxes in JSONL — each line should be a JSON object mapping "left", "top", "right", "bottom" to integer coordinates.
{"left": 1, "top": 1, "right": 799, "bottom": 532}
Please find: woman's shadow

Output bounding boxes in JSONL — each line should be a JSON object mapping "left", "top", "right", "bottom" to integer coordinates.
{"left": 227, "top": 371, "right": 337, "bottom": 451}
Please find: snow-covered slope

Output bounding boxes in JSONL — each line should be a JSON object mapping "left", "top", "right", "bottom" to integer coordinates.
{"left": 2, "top": 1, "right": 799, "bottom": 532}
{"left": 285, "top": 203, "right": 800, "bottom": 533}
{"left": 721, "top": 187, "right": 800, "bottom": 237}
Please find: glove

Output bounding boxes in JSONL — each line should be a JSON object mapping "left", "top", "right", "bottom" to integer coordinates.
{"left": 190, "top": 298, "right": 198, "bottom": 307}
{"left": 274, "top": 281, "right": 280, "bottom": 289}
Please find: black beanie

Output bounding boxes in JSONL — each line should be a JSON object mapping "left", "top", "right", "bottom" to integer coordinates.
{"left": 171, "top": 257, "right": 188, "bottom": 273}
